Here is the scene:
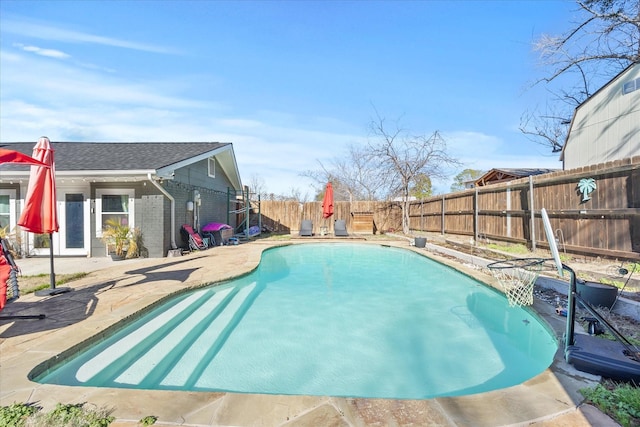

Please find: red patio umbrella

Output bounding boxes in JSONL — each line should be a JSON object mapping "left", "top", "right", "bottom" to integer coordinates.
{"left": 17, "top": 137, "right": 68, "bottom": 295}
{"left": 322, "top": 182, "right": 334, "bottom": 219}
{"left": 0, "top": 147, "right": 51, "bottom": 316}
{"left": 0, "top": 148, "right": 50, "bottom": 167}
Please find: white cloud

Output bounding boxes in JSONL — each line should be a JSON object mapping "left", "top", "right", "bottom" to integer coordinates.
{"left": 14, "top": 43, "right": 70, "bottom": 59}
{"left": 2, "top": 15, "right": 179, "bottom": 54}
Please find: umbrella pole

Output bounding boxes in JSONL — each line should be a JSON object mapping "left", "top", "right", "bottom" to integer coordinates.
{"left": 34, "top": 232, "right": 71, "bottom": 297}
{"left": 49, "top": 232, "right": 55, "bottom": 290}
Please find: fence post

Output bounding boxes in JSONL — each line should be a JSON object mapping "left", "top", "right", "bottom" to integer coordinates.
{"left": 441, "top": 195, "right": 445, "bottom": 235}
{"left": 474, "top": 187, "right": 478, "bottom": 243}
{"left": 506, "top": 183, "right": 511, "bottom": 238}
{"left": 529, "top": 175, "right": 536, "bottom": 251}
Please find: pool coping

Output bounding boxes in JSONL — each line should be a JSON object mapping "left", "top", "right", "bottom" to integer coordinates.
{"left": 0, "top": 239, "right": 616, "bottom": 426}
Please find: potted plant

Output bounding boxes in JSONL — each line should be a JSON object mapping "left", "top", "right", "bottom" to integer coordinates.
{"left": 101, "top": 218, "right": 131, "bottom": 260}
{"left": 126, "top": 227, "right": 143, "bottom": 259}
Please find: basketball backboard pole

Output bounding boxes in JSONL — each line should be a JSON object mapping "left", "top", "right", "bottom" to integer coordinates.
{"left": 541, "top": 208, "right": 640, "bottom": 380}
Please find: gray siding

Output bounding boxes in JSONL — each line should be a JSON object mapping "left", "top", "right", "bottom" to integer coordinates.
{"left": 564, "top": 63, "right": 640, "bottom": 169}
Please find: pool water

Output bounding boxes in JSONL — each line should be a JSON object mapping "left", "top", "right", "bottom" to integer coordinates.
{"left": 34, "top": 244, "right": 557, "bottom": 399}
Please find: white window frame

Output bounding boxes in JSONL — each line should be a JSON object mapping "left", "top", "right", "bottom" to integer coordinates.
{"left": 95, "top": 188, "right": 135, "bottom": 238}
{"left": 208, "top": 157, "right": 216, "bottom": 178}
{"left": 0, "top": 189, "right": 17, "bottom": 232}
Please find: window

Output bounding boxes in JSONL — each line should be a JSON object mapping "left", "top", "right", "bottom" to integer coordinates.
{"left": 208, "top": 157, "right": 216, "bottom": 178}
{"left": 95, "top": 189, "right": 134, "bottom": 237}
{"left": 0, "top": 190, "right": 16, "bottom": 232}
{"left": 622, "top": 78, "right": 639, "bottom": 95}
{"left": 0, "top": 195, "right": 10, "bottom": 230}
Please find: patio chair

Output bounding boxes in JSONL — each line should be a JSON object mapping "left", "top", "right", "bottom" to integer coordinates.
{"left": 334, "top": 219, "right": 349, "bottom": 236}
{"left": 181, "top": 224, "right": 209, "bottom": 251}
{"left": 299, "top": 220, "right": 313, "bottom": 237}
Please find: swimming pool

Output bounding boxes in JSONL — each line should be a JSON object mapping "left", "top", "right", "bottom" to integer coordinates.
{"left": 33, "top": 243, "right": 557, "bottom": 399}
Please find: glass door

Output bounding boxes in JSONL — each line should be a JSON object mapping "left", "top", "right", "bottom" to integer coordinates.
{"left": 65, "top": 194, "right": 84, "bottom": 249}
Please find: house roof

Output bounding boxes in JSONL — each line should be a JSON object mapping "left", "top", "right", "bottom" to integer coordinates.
{"left": 474, "top": 168, "right": 558, "bottom": 187}
{"left": 0, "top": 141, "right": 243, "bottom": 190}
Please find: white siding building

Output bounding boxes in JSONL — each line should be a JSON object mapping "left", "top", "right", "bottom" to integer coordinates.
{"left": 561, "top": 62, "right": 640, "bottom": 169}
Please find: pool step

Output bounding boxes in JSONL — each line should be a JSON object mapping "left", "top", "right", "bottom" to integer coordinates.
{"left": 75, "top": 282, "right": 262, "bottom": 387}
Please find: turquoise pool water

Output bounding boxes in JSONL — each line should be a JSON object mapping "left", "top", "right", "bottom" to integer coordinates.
{"left": 34, "top": 244, "right": 557, "bottom": 399}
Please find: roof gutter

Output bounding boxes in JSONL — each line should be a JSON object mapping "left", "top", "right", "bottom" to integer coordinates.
{"left": 148, "top": 173, "right": 177, "bottom": 250}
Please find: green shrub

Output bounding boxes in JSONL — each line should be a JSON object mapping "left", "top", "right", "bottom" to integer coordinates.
{"left": 140, "top": 415, "right": 158, "bottom": 426}
{"left": 580, "top": 381, "right": 640, "bottom": 427}
{"left": 0, "top": 402, "right": 115, "bottom": 427}
{"left": 0, "top": 402, "right": 39, "bottom": 427}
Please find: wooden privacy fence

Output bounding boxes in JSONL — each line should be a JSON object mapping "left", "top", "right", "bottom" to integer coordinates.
{"left": 409, "top": 156, "right": 640, "bottom": 260}
{"left": 259, "top": 156, "right": 639, "bottom": 261}
{"left": 259, "top": 200, "right": 402, "bottom": 235}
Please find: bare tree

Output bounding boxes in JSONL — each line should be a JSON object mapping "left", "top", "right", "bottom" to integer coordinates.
{"left": 248, "top": 174, "right": 268, "bottom": 201}
{"left": 524, "top": 0, "right": 640, "bottom": 151}
{"left": 368, "top": 115, "right": 460, "bottom": 234}
{"left": 301, "top": 143, "right": 387, "bottom": 202}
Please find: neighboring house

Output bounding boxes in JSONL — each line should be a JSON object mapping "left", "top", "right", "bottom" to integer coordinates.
{"left": 0, "top": 141, "right": 243, "bottom": 258}
{"left": 473, "top": 168, "right": 558, "bottom": 187}
{"left": 561, "top": 62, "right": 640, "bottom": 169}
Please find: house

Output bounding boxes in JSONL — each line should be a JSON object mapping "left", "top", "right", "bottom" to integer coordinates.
{"left": 561, "top": 62, "right": 640, "bottom": 169}
{"left": 0, "top": 141, "right": 243, "bottom": 258}
{"left": 473, "top": 168, "right": 558, "bottom": 187}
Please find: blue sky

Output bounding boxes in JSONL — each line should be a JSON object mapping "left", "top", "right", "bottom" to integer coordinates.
{"left": 0, "top": 1, "right": 577, "bottom": 197}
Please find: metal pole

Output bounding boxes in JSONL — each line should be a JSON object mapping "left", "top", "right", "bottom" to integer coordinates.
{"left": 49, "top": 232, "right": 55, "bottom": 289}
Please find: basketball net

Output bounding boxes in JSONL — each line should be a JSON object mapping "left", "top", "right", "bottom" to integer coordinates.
{"left": 488, "top": 259, "right": 545, "bottom": 307}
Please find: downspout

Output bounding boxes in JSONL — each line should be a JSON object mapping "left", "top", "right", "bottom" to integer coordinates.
{"left": 148, "top": 173, "right": 177, "bottom": 250}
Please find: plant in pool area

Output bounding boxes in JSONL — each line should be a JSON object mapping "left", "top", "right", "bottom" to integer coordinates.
{"left": 140, "top": 415, "right": 158, "bottom": 425}
{"left": 0, "top": 402, "right": 114, "bottom": 427}
{"left": 33, "top": 402, "right": 115, "bottom": 427}
{"left": 101, "top": 218, "right": 131, "bottom": 258}
{"left": 0, "top": 402, "right": 39, "bottom": 427}
{"left": 580, "top": 380, "right": 640, "bottom": 427}
{"left": 126, "top": 226, "right": 143, "bottom": 258}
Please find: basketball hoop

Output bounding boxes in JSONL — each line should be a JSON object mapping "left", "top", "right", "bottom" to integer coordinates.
{"left": 487, "top": 258, "right": 545, "bottom": 307}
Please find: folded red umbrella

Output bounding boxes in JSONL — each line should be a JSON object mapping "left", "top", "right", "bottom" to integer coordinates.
{"left": 322, "top": 182, "right": 334, "bottom": 219}
{"left": 18, "top": 137, "right": 59, "bottom": 234}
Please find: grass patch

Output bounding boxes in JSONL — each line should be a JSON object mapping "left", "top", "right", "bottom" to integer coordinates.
{"left": 486, "top": 243, "right": 529, "bottom": 255}
{"left": 264, "top": 233, "right": 292, "bottom": 240}
{"left": 580, "top": 380, "right": 640, "bottom": 427}
{"left": 599, "top": 277, "right": 626, "bottom": 289}
{"left": 19, "top": 272, "right": 89, "bottom": 295}
{"left": 0, "top": 402, "right": 114, "bottom": 427}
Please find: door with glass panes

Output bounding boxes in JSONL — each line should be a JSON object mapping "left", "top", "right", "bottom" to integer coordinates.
{"left": 31, "top": 188, "right": 89, "bottom": 256}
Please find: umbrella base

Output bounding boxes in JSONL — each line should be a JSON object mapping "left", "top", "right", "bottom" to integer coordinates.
{"left": 0, "top": 314, "right": 46, "bottom": 320}
{"left": 34, "top": 287, "right": 72, "bottom": 297}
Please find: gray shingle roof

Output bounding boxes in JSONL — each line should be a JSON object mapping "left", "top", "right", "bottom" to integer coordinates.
{"left": 490, "top": 168, "right": 558, "bottom": 177}
{"left": 0, "top": 142, "right": 230, "bottom": 171}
